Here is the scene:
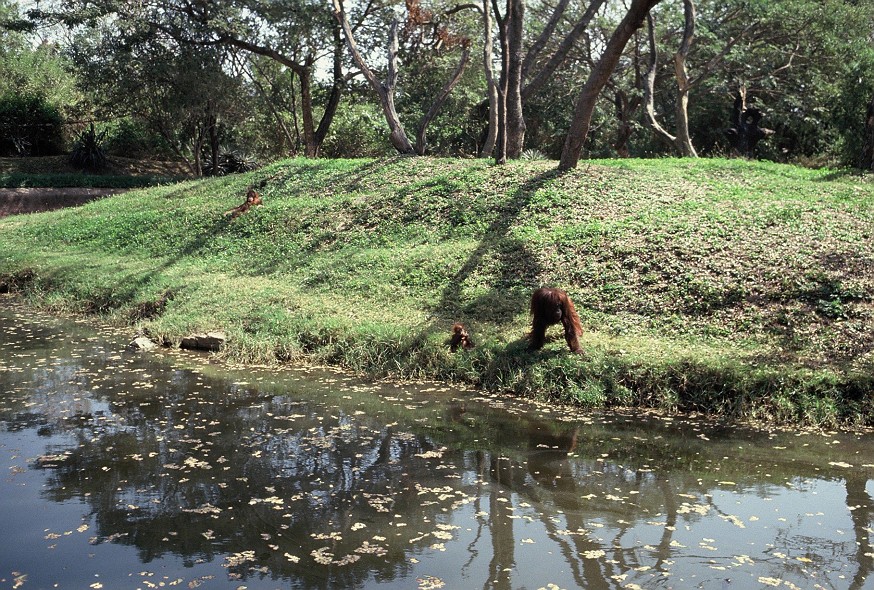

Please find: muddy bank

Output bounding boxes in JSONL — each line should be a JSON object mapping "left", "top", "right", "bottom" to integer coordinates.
{"left": 0, "top": 187, "right": 129, "bottom": 217}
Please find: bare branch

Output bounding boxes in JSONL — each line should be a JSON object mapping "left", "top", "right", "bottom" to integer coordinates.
{"left": 521, "top": 0, "right": 606, "bottom": 101}
{"left": 642, "top": 12, "right": 676, "bottom": 147}
{"left": 331, "top": 0, "right": 415, "bottom": 154}
{"left": 522, "top": 0, "right": 571, "bottom": 80}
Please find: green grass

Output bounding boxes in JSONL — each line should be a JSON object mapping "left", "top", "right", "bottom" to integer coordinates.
{"left": 1, "top": 156, "right": 872, "bottom": 426}
{"left": 0, "top": 172, "right": 183, "bottom": 188}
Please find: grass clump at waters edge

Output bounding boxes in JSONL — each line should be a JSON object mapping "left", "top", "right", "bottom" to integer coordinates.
{"left": 0, "top": 156, "right": 872, "bottom": 427}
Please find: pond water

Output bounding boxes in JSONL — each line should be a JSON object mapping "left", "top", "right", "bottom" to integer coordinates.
{"left": 1, "top": 297, "right": 873, "bottom": 590}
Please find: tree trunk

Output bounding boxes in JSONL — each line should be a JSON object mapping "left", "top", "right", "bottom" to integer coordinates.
{"left": 192, "top": 128, "right": 204, "bottom": 177}
{"left": 416, "top": 47, "right": 471, "bottom": 155}
{"left": 333, "top": 0, "right": 415, "bottom": 154}
{"left": 862, "top": 92, "right": 874, "bottom": 171}
{"left": 382, "top": 22, "right": 416, "bottom": 154}
{"left": 642, "top": 12, "right": 677, "bottom": 150}
{"left": 298, "top": 65, "right": 318, "bottom": 157}
{"left": 672, "top": 0, "right": 697, "bottom": 157}
{"left": 494, "top": 0, "right": 509, "bottom": 164}
{"left": 479, "top": 0, "right": 499, "bottom": 157}
{"left": 290, "top": 71, "right": 301, "bottom": 155}
{"left": 207, "top": 100, "right": 220, "bottom": 172}
{"left": 613, "top": 90, "right": 633, "bottom": 157}
{"left": 504, "top": 0, "right": 526, "bottom": 157}
{"left": 559, "top": 0, "right": 663, "bottom": 170}
{"left": 313, "top": 23, "right": 345, "bottom": 158}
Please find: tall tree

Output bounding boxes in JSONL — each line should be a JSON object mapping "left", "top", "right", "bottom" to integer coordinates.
{"left": 503, "top": 0, "right": 525, "bottom": 158}
{"left": 479, "top": 0, "right": 499, "bottom": 157}
{"left": 559, "top": 0, "right": 663, "bottom": 170}
{"left": 31, "top": 0, "right": 345, "bottom": 158}
{"left": 491, "top": 0, "right": 606, "bottom": 161}
{"left": 332, "top": 0, "right": 472, "bottom": 156}
{"left": 68, "top": 30, "right": 245, "bottom": 175}
{"left": 643, "top": 0, "right": 699, "bottom": 156}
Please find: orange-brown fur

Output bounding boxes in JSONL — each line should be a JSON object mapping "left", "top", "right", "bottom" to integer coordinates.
{"left": 225, "top": 187, "right": 262, "bottom": 219}
{"left": 528, "top": 287, "right": 583, "bottom": 353}
{"left": 449, "top": 323, "right": 474, "bottom": 351}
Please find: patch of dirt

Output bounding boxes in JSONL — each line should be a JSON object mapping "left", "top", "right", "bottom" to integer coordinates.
{"left": 0, "top": 187, "right": 129, "bottom": 217}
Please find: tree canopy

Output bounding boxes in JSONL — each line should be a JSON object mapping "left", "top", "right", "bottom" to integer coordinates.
{"left": 3, "top": 0, "right": 872, "bottom": 169}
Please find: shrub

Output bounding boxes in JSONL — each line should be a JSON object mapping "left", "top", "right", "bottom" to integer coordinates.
{"left": 101, "top": 117, "right": 172, "bottom": 159}
{"left": 69, "top": 123, "right": 108, "bottom": 171}
{"left": 202, "top": 151, "right": 259, "bottom": 176}
{"left": 0, "top": 92, "right": 65, "bottom": 156}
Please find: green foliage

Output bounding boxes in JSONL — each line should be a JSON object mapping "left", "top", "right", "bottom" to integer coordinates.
{"left": 69, "top": 123, "right": 107, "bottom": 171}
{"left": 834, "top": 51, "right": 874, "bottom": 169}
{"left": 0, "top": 92, "right": 64, "bottom": 156}
{"left": 520, "top": 149, "right": 548, "bottom": 161}
{"left": 321, "top": 101, "right": 394, "bottom": 158}
{"left": 99, "top": 117, "right": 172, "bottom": 158}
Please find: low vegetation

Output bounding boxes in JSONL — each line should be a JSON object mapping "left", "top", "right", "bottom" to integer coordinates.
{"left": 0, "top": 156, "right": 190, "bottom": 187}
{"left": 0, "top": 157, "right": 872, "bottom": 426}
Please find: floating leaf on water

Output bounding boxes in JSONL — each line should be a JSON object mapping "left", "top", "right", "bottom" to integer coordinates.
{"left": 222, "top": 551, "right": 256, "bottom": 568}
{"left": 719, "top": 514, "right": 746, "bottom": 528}
{"left": 417, "top": 576, "right": 445, "bottom": 590}
{"left": 312, "top": 547, "right": 334, "bottom": 565}
{"left": 355, "top": 541, "right": 388, "bottom": 556}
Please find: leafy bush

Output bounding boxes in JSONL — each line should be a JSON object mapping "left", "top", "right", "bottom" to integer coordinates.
{"left": 101, "top": 117, "right": 172, "bottom": 158}
{"left": 69, "top": 123, "right": 108, "bottom": 171}
{"left": 321, "top": 102, "right": 394, "bottom": 158}
{"left": 0, "top": 92, "right": 64, "bottom": 156}
{"left": 834, "top": 53, "right": 874, "bottom": 169}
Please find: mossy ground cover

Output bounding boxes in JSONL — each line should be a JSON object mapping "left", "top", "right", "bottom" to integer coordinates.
{"left": 1, "top": 156, "right": 872, "bottom": 426}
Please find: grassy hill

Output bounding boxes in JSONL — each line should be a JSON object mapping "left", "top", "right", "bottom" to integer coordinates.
{"left": 1, "top": 156, "right": 872, "bottom": 426}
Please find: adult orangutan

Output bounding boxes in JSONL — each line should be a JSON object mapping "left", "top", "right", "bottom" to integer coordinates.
{"left": 449, "top": 323, "right": 474, "bottom": 352}
{"left": 528, "top": 287, "right": 583, "bottom": 353}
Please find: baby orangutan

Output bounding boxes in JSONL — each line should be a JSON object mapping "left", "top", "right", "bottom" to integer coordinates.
{"left": 225, "top": 187, "right": 262, "bottom": 219}
{"left": 449, "top": 323, "right": 474, "bottom": 352}
{"left": 528, "top": 287, "right": 583, "bottom": 353}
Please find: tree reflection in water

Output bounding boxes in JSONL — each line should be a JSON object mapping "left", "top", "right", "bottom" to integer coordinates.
{"left": 1, "top": 299, "right": 874, "bottom": 589}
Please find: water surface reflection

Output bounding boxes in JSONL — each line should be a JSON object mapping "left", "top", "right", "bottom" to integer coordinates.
{"left": 1, "top": 298, "right": 873, "bottom": 589}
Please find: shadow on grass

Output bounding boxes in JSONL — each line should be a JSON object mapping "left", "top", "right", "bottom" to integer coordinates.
{"left": 400, "top": 165, "right": 592, "bottom": 385}
{"left": 426, "top": 166, "right": 568, "bottom": 324}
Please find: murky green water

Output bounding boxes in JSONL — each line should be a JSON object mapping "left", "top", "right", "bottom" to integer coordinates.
{"left": 1, "top": 298, "right": 873, "bottom": 590}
